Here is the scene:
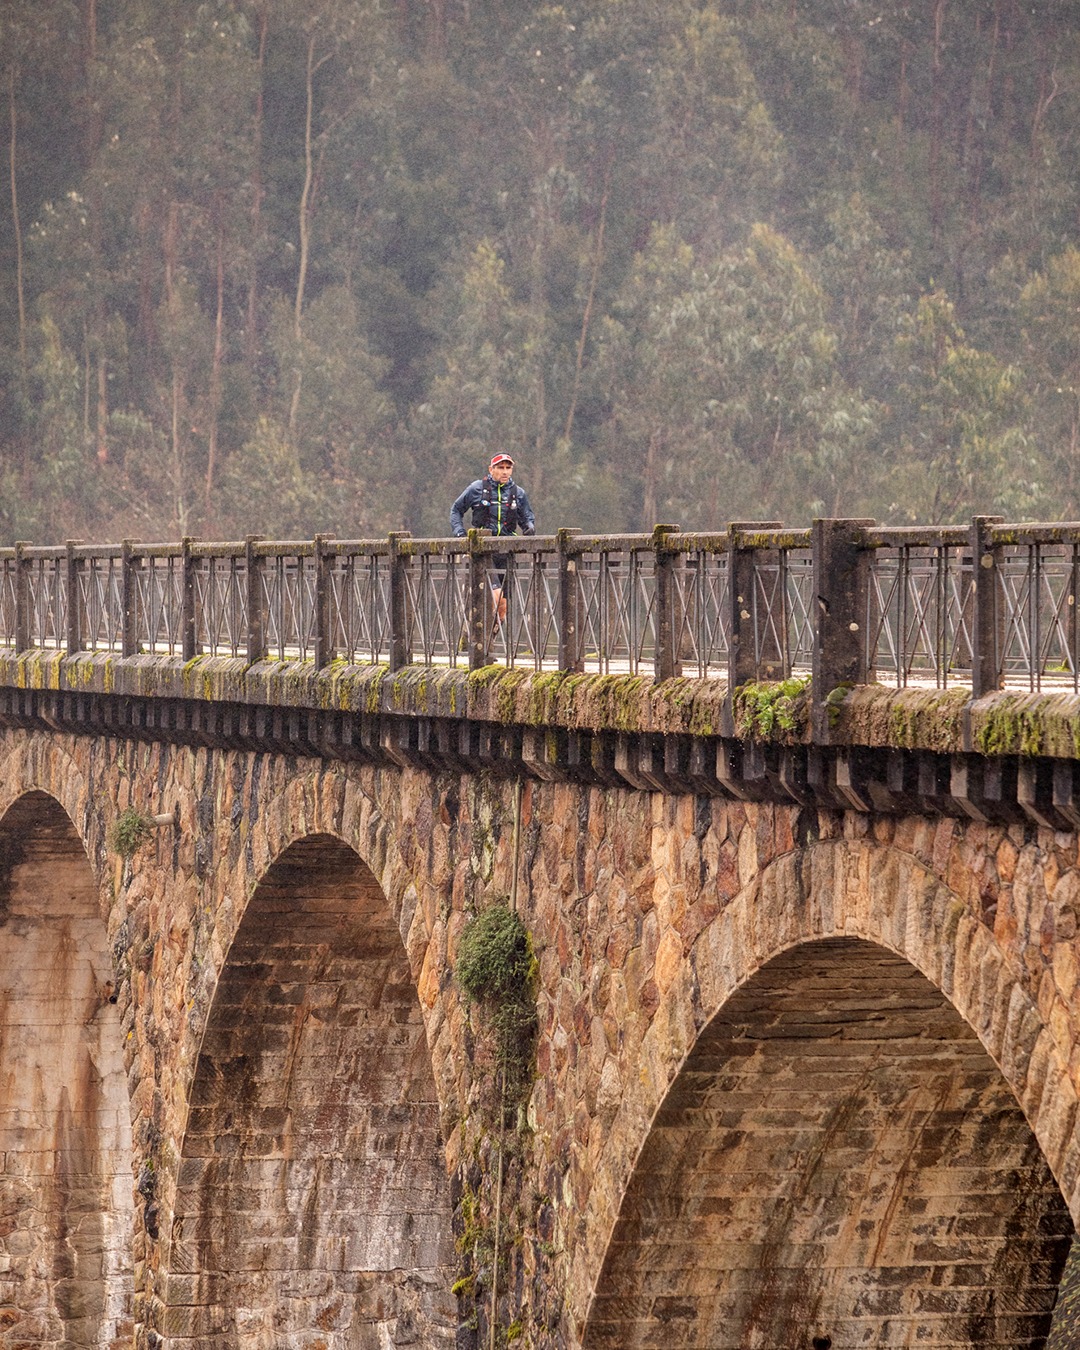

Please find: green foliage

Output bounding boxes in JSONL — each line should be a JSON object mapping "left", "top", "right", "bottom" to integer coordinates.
{"left": 457, "top": 901, "right": 538, "bottom": 1107}
{"left": 3, "top": 0, "right": 1080, "bottom": 540}
{"left": 457, "top": 901, "right": 533, "bottom": 1001}
{"left": 732, "top": 676, "right": 810, "bottom": 742}
{"left": 888, "top": 290, "right": 1034, "bottom": 523}
{"left": 110, "top": 808, "right": 154, "bottom": 859}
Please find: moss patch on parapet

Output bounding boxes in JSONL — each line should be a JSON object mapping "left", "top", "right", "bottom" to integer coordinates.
{"left": 557, "top": 671, "right": 653, "bottom": 732}
{"left": 731, "top": 677, "right": 811, "bottom": 743}
{"left": 503, "top": 669, "right": 730, "bottom": 736}
{"left": 969, "top": 689, "right": 1080, "bottom": 758}
{"left": 839, "top": 684, "right": 970, "bottom": 752}
{"left": 15, "top": 649, "right": 61, "bottom": 691}
{"left": 26, "top": 652, "right": 1080, "bottom": 761}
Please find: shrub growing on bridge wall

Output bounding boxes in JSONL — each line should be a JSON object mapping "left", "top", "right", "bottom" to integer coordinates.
{"left": 457, "top": 900, "right": 539, "bottom": 1112}
{"left": 110, "top": 807, "right": 154, "bottom": 859}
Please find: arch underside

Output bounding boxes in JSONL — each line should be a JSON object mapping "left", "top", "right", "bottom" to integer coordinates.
{"left": 0, "top": 791, "right": 134, "bottom": 1348}
{"left": 585, "top": 939, "right": 1073, "bottom": 1350}
{"left": 167, "top": 834, "right": 455, "bottom": 1349}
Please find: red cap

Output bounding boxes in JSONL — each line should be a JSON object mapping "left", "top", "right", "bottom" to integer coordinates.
{"left": 490, "top": 453, "right": 514, "bottom": 468}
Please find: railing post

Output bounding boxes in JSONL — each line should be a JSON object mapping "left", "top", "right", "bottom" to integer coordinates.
{"left": 727, "top": 521, "right": 783, "bottom": 689}
{"left": 314, "top": 534, "right": 334, "bottom": 669}
{"left": 971, "top": 515, "right": 1005, "bottom": 698}
{"left": 246, "top": 536, "right": 267, "bottom": 663}
{"left": 14, "top": 542, "right": 30, "bottom": 653}
{"left": 65, "top": 541, "right": 82, "bottom": 656}
{"left": 467, "top": 529, "right": 490, "bottom": 671}
{"left": 558, "top": 528, "right": 583, "bottom": 673}
{"left": 388, "top": 531, "right": 411, "bottom": 671}
{"left": 121, "top": 539, "right": 138, "bottom": 657}
{"left": 181, "top": 537, "right": 197, "bottom": 661}
{"left": 653, "top": 524, "right": 682, "bottom": 682}
{"left": 810, "top": 518, "right": 875, "bottom": 743}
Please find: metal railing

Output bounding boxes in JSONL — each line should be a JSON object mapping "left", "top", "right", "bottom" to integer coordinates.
{"left": 2, "top": 519, "right": 1079, "bottom": 695}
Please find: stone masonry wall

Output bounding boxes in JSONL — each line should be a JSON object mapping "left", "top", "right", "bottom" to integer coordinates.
{"left": 1, "top": 727, "right": 1080, "bottom": 1346}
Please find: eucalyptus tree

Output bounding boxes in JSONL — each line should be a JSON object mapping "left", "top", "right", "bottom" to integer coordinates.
{"left": 1018, "top": 248, "right": 1080, "bottom": 517}
{"left": 18, "top": 1, "right": 261, "bottom": 534}
{"left": 592, "top": 222, "right": 871, "bottom": 530}
{"left": 888, "top": 289, "right": 1032, "bottom": 523}
{"left": 0, "top": 0, "right": 80, "bottom": 368}
{"left": 0, "top": 0, "right": 81, "bottom": 476}
{"left": 407, "top": 241, "right": 544, "bottom": 535}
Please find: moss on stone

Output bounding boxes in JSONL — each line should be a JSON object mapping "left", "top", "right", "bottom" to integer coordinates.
{"left": 840, "top": 684, "right": 970, "bottom": 752}
{"left": 824, "top": 681, "right": 854, "bottom": 729}
{"left": 731, "top": 676, "right": 811, "bottom": 743}
{"left": 466, "top": 664, "right": 506, "bottom": 694}
{"left": 973, "top": 693, "right": 1046, "bottom": 758}
{"left": 30, "top": 650, "right": 1080, "bottom": 766}
{"left": 365, "top": 665, "right": 388, "bottom": 715}
{"left": 524, "top": 671, "right": 568, "bottom": 725}
{"left": 492, "top": 669, "right": 528, "bottom": 724}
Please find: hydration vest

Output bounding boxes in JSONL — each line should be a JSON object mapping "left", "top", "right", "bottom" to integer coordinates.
{"left": 473, "top": 478, "right": 524, "bottom": 536}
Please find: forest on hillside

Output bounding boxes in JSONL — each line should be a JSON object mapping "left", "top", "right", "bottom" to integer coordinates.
{"left": 2, "top": 0, "right": 1079, "bottom": 543}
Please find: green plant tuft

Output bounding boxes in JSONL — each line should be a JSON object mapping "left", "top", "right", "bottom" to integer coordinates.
{"left": 457, "top": 901, "right": 538, "bottom": 1108}
{"left": 110, "top": 808, "right": 153, "bottom": 859}
{"left": 732, "top": 676, "right": 811, "bottom": 741}
{"left": 458, "top": 902, "right": 532, "bottom": 1003}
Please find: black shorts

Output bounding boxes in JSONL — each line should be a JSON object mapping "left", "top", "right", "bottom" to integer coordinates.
{"left": 489, "top": 553, "right": 509, "bottom": 591}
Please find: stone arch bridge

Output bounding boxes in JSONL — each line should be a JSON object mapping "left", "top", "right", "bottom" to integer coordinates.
{"left": 3, "top": 520, "right": 1080, "bottom": 1348}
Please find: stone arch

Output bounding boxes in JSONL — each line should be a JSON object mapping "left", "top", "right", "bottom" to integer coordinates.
{"left": 164, "top": 828, "right": 457, "bottom": 1348}
{"left": 583, "top": 936, "right": 1071, "bottom": 1348}
{"left": 0, "top": 787, "right": 135, "bottom": 1347}
{"left": 577, "top": 833, "right": 1080, "bottom": 1348}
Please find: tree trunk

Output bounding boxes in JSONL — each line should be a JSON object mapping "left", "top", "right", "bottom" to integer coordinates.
{"left": 206, "top": 206, "right": 226, "bottom": 525}
{"left": 245, "top": 2, "right": 268, "bottom": 372}
{"left": 929, "top": 0, "right": 947, "bottom": 240}
{"left": 80, "top": 0, "right": 111, "bottom": 464}
{"left": 290, "top": 30, "right": 320, "bottom": 435}
{"left": 295, "top": 31, "right": 317, "bottom": 335}
{"left": 8, "top": 65, "right": 26, "bottom": 369}
{"left": 563, "top": 167, "right": 610, "bottom": 448}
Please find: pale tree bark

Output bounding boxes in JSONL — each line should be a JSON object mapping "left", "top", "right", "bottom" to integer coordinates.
{"left": 163, "top": 198, "right": 190, "bottom": 532}
{"left": 82, "top": 0, "right": 110, "bottom": 464}
{"left": 8, "top": 65, "right": 26, "bottom": 368}
{"left": 563, "top": 168, "right": 610, "bottom": 448}
{"left": 929, "top": 0, "right": 947, "bottom": 238}
{"left": 289, "top": 30, "right": 332, "bottom": 434}
{"left": 245, "top": 2, "right": 268, "bottom": 371}
{"left": 206, "top": 206, "right": 226, "bottom": 524}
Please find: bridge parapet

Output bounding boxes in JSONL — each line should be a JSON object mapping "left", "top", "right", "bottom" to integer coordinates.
{"left": 5, "top": 519, "right": 1080, "bottom": 826}
{"left": 1, "top": 647, "right": 1079, "bottom": 828}
{"left": 5, "top": 517, "right": 1080, "bottom": 700}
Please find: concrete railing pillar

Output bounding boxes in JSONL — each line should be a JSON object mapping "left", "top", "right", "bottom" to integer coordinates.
{"left": 811, "top": 518, "right": 875, "bottom": 743}
{"left": 970, "top": 515, "right": 1005, "bottom": 698}
{"left": 727, "top": 521, "right": 784, "bottom": 690}
{"left": 65, "top": 541, "right": 82, "bottom": 656}
{"left": 245, "top": 535, "right": 267, "bottom": 663}
{"left": 181, "top": 537, "right": 196, "bottom": 662}
{"left": 466, "top": 529, "right": 491, "bottom": 671}
{"left": 13, "top": 542, "right": 30, "bottom": 654}
{"left": 121, "top": 539, "right": 138, "bottom": 658}
{"left": 652, "top": 524, "right": 682, "bottom": 683}
{"left": 388, "top": 532, "right": 411, "bottom": 672}
{"left": 558, "top": 528, "right": 583, "bottom": 674}
{"left": 314, "top": 534, "right": 335, "bottom": 669}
